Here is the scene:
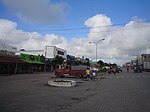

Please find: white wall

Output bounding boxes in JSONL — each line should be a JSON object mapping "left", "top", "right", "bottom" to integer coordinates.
{"left": 16, "top": 50, "right": 44, "bottom": 56}
{"left": 45, "top": 46, "right": 67, "bottom": 59}
{"left": 45, "top": 46, "right": 54, "bottom": 58}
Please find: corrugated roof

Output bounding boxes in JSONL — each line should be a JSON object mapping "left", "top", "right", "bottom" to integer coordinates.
{"left": 0, "top": 56, "right": 27, "bottom": 63}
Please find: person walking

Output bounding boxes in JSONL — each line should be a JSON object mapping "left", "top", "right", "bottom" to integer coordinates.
{"left": 92, "top": 67, "right": 97, "bottom": 79}
{"left": 86, "top": 67, "right": 90, "bottom": 80}
{"left": 113, "top": 67, "right": 116, "bottom": 75}
{"left": 127, "top": 66, "right": 129, "bottom": 72}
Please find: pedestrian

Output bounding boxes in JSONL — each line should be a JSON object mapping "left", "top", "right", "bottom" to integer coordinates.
{"left": 127, "top": 66, "right": 129, "bottom": 72}
{"left": 86, "top": 67, "right": 90, "bottom": 80}
{"left": 92, "top": 67, "right": 97, "bottom": 78}
{"left": 113, "top": 68, "right": 116, "bottom": 75}
{"left": 89, "top": 68, "right": 93, "bottom": 80}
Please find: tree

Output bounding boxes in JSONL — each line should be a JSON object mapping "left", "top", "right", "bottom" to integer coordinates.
{"left": 66, "top": 55, "right": 75, "bottom": 65}
{"left": 97, "top": 60, "right": 104, "bottom": 67}
{"left": 85, "top": 58, "right": 90, "bottom": 66}
{"left": 108, "top": 63, "right": 117, "bottom": 68}
{"left": 53, "top": 55, "right": 64, "bottom": 65}
{"left": 112, "top": 63, "right": 117, "bottom": 67}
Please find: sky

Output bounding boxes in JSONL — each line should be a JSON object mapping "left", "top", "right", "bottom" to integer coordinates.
{"left": 0, "top": 0, "right": 150, "bottom": 65}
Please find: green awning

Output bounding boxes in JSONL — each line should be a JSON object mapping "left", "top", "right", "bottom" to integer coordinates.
{"left": 20, "top": 53, "right": 44, "bottom": 64}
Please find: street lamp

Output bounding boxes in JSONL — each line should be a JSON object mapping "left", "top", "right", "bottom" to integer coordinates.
{"left": 44, "top": 46, "right": 47, "bottom": 72}
{"left": 89, "top": 38, "right": 105, "bottom": 63}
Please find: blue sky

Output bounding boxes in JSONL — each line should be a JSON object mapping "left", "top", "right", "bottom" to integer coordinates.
{"left": 0, "top": 0, "right": 150, "bottom": 65}
{"left": 0, "top": 0, "right": 150, "bottom": 38}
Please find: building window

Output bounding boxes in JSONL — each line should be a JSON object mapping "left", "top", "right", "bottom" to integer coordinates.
{"left": 57, "top": 50, "right": 64, "bottom": 55}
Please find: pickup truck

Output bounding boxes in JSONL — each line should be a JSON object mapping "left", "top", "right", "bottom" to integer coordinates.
{"left": 55, "top": 65, "right": 87, "bottom": 78}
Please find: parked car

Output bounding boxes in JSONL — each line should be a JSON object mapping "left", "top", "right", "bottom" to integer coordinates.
{"left": 108, "top": 68, "right": 113, "bottom": 74}
{"left": 134, "top": 66, "right": 142, "bottom": 73}
{"left": 108, "top": 67, "right": 122, "bottom": 74}
{"left": 116, "top": 67, "right": 122, "bottom": 73}
{"left": 55, "top": 65, "right": 87, "bottom": 78}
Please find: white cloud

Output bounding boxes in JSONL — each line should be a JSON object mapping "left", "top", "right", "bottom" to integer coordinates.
{"left": 2, "top": 0, "right": 69, "bottom": 24}
{"left": 0, "top": 19, "right": 69, "bottom": 50}
{"left": 0, "top": 19, "right": 29, "bottom": 45}
{"left": 0, "top": 19, "right": 17, "bottom": 29}
{"left": 0, "top": 14, "right": 150, "bottom": 65}
{"left": 84, "top": 14, "right": 112, "bottom": 42}
{"left": 109, "top": 21, "right": 150, "bottom": 57}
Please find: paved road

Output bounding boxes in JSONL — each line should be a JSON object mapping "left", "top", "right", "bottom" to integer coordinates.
{"left": 60, "top": 71, "right": 150, "bottom": 112}
{"left": 0, "top": 70, "right": 150, "bottom": 112}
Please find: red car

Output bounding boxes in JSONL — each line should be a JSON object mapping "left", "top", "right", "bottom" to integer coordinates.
{"left": 55, "top": 65, "right": 87, "bottom": 78}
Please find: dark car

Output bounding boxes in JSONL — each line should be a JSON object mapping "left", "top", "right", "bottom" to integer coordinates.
{"left": 116, "top": 68, "right": 122, "bottom": 73}
{"left": 134, "top": 67, "right": 142, "bottom": 73}
{"left": 108, "top": 67, "right": 122, "bottom": 74}
{"left": 108, "top": 69, "right": 113, "bottom": 74}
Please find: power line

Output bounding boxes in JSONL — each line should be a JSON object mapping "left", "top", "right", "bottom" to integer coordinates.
{"left": 0, "top": 24, "right": 150, "bottom": 35}
{"left": 0, "top": 23, "right": 123, "bottom": 31}
{"left": 1, "top": 19, "right": 150, "bottom": 32}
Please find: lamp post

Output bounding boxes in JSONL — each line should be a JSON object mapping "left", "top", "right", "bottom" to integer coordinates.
{"left": 89, "top": 39, "right": 105, "bottom": 63}
{"left": 44, "top": 46, "right": 47, "bottom": 72}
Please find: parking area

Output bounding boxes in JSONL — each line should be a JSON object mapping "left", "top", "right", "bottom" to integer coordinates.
{"left": 0, "top": 73, "right": 101, "bottom": 112}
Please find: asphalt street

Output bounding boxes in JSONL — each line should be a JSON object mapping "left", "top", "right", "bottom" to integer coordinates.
{"left": 0, "top": 69, "right": 150, "bottom": 112}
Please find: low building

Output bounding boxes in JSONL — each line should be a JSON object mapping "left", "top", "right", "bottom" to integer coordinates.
{"left": 133, "top": 54, "right": 150, "bottom": 71}
{"left": 141, "top": 54, "right": 150, "bottom": 62}
{"left": 15, "top": 46, "right": 67, "bottom": 72}
{"left": 141, "top": 54, "right": 150, "bottom": 71}
{"left": 16, "top": 46, "right": 67, "bottom": 59}
{"left": 0, "top": 44, "right": 17, "bottom": 56}
{"left": 0, "top": 43, "right": 32, "bottom": 75}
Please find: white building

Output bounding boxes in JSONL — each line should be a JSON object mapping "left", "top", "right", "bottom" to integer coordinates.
{"left": 16, "top": 46, "right": 67, "bottom": 59}
{"left": 141, "top": 54, "right": 150, "bottom": 62}
{"left": 45, "top": 46, "right": 67, "bottom": 59}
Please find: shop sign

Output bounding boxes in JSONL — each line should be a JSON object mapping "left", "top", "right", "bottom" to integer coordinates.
{"left": 20, "top": 53, "right": 44, "bottom": 64}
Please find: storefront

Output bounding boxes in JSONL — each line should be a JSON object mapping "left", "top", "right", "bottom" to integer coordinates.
{"left": 0, "top": 56, "right": 30, "bottom": 75}
{"left": 0, "top": 53, "right": 45, "bottom": 75}
{"left": 20, "top": 53, "right": 44, "bottom": 72}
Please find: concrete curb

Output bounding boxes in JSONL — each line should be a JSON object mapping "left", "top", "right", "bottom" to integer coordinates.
{"left": 48, "top": 79, "right": 76, "bottom": 87}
